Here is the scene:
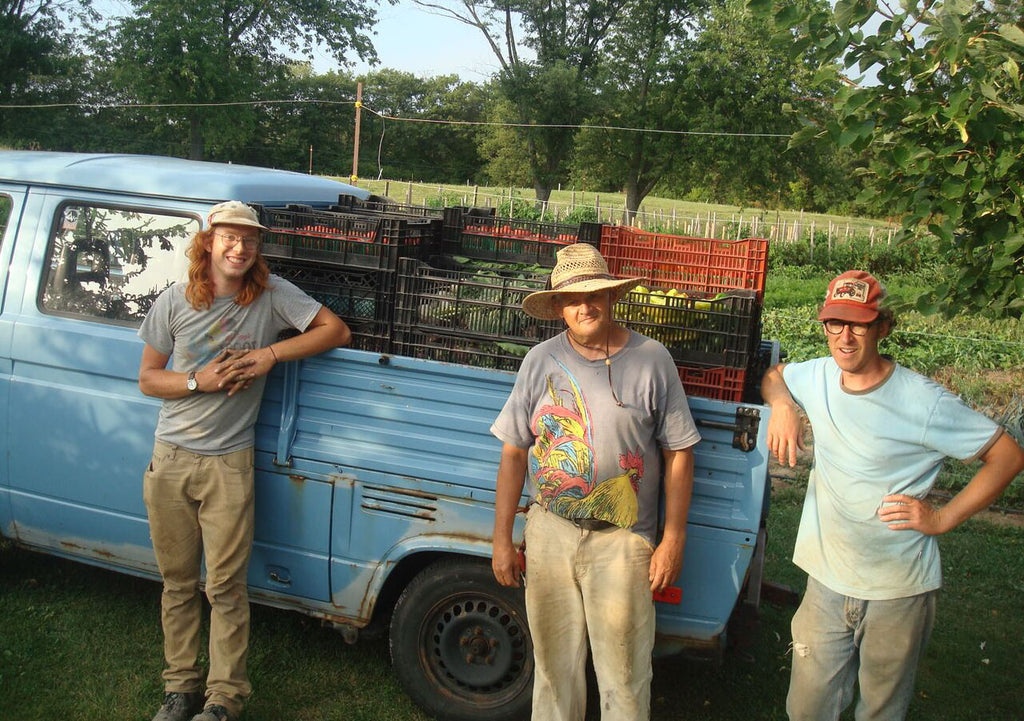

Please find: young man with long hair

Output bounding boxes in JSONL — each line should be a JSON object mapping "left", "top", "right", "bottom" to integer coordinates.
{"left": 138, "top": 201, "right": 350, "bottom": 721}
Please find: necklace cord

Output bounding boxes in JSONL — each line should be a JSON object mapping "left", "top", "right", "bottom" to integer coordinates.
{"left": 567, "top": 329, "right": 624, "bottom": 407}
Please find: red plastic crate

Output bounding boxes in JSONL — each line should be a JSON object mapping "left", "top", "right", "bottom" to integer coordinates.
{"left": 600, "top": 226, "right": 768, "bottom": 300}
{"left": 677, "top": 365, "right": 747, "bottom": 402}
{"left": 450, "top": 218, "right": 602, "bottom": 266}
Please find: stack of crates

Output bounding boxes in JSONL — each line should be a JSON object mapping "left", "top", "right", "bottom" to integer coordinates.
{"left": 600, "top": 226, "right": 769, "bottom": 402}
{"left": 393, "top": 257, "right": 559, "bottom": 371}
{"left": 392, "top": 213, "right": 602, "bottom": 369}
{"left": 258, "top": 201, "right": 441, "bottom": 352}
{"left": 256, "top": 196, "right": 767, "bottom": 401}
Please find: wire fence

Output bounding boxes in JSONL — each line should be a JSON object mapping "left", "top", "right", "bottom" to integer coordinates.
{"left": 373, "top": 179, "right": 898, "bottom": 246}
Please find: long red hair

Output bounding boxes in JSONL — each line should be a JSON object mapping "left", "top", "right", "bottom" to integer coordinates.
{"left": 184, "top": 228, "right": 271, "bottom": 310}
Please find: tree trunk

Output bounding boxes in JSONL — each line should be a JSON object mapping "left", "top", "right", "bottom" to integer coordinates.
{"left": 624, "top": 180, "right": 642, "bottom": 226}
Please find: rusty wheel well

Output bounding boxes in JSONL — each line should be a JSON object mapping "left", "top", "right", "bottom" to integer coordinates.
{"left": 367, "top": 551, "right": 489, "bottom": 632}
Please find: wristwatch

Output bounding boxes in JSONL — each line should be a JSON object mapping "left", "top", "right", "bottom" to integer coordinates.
{"left": 186, "top": 370, "right": 199, "bottom": 393}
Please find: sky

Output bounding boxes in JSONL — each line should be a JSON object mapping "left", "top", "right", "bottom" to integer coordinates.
{"left": 90, "top": 0, "right": 516, "bottom": 82}
{"left": 333, "top": 0, "right": 516, "bottom": 81}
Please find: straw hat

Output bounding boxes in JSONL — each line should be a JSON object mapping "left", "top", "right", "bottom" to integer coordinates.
{"left": 522, "top": 243, "right": 641, "bottom": 320}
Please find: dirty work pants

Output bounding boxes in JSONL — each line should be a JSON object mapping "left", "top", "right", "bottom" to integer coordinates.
{"left": 787, "top": 576, "right": 937, "bottom": 721}
{"left": 523, "top": 504, "right": 656, "bottom": 721}
{"left": 143, "top": 440, "right": 255, "bottom": 718}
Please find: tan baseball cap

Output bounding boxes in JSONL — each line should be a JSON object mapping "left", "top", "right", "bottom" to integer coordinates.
{"left": 207, "top": 200, "right": 267, "bottom": 230}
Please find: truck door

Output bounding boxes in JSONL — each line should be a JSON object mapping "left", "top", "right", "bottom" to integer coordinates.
{"left": 5, "top": 191, "right": 195, "bottom": 572}
{"left": 0, "top": 183, "right": 26, "bottom": 534}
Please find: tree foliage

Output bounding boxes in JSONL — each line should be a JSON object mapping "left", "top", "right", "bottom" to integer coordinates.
{"left": 98, "top": 0, "right": 378, "bottom": 159}
{"left": 755, "top": 0, "right": 1024, "bottom": 317}
{"left": 413, "top": 1, "right": 630, "bottom": 201}
{"left": 668, "top": 0, "right": 856, "bottom": 210}
{"left": 0, "top": 0, "right": 90, "bottom": 147}
{"left": 572, "top": 0, "right": 704, "bottom": 222}
{"left": 356, "top": 69, "right": 489, "bottom": 183}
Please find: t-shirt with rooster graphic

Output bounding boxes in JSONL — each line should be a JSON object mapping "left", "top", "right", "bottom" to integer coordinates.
{"left": 492, "top": 330, "right": 701, "bottom": 545}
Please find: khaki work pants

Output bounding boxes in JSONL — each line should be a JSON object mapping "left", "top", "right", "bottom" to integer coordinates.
{"left": 143, "top": 440, "right": 255, "bottom": 718}
{"left": 523, "top": 504, "right": 656, "bottom": 721}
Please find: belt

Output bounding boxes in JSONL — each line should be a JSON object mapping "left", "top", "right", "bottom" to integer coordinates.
{"left": 570, "top": 517, "right": 617, "bottom": 531}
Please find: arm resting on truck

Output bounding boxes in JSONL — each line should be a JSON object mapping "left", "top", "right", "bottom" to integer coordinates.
{"left": 492, "top": 443, "right": 529, "bottom": 588}
{"left": 762, "top": 363, "right": 805, "bottom": 468}
{"left": 138, "top": 306, "right": 350, "bottom": 399}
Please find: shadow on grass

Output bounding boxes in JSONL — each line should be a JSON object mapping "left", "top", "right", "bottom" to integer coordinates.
{"left": 1, "top": 492, "right": 1021, "bottom": 721}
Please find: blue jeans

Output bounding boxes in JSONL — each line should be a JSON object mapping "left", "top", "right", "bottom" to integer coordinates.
{"left": 787, "top": 576, "right": 936, "bottom": 721}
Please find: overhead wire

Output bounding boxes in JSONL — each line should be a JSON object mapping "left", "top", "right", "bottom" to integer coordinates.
{"left": 0, "top": 98, "right": 794, "bottom": 138}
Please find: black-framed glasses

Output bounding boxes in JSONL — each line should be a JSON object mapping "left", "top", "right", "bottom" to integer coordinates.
{"left": 822, "top": 319, "right": 876, "bottom": 336}
{"left": 215, "top": 231, "right": 261, "bottom": 249}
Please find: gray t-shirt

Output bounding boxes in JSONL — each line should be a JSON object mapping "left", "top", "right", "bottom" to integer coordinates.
{"left": 138, "top": 275, "right": 322, "bottom": 454}
{"left": 491, "top": 330, "right": 701, "bottom": 545}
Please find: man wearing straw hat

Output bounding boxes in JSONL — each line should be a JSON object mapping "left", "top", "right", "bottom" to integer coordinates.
{"left": 490, "top": 243, "right": 701, "bottom": 721}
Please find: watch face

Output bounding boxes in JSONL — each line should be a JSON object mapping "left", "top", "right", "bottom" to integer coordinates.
{"left": 187, "top": 372, "right": 198, "bottom": 391}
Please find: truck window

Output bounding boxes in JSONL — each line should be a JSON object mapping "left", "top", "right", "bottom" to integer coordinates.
{"left": 0, "top": 194, "right": 10, "bottom": 241}
{"left": 39, "top": 203, "right": 199, "bottom": 325}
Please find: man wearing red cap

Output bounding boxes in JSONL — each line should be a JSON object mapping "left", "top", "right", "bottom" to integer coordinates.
{"left": 138, "top": 201, "right": 351, "bottom": 721}
{"left": 762, "top": 270, "right": 1024, "bottom": 720}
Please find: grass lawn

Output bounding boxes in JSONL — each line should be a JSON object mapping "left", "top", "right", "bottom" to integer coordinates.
{"left": 2, "top": 487, "right": 1021, "bottom": 720}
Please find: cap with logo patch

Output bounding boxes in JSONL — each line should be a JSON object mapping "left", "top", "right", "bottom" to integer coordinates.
{"left": 817, "top": 270, "right": 885, "bottom": 324}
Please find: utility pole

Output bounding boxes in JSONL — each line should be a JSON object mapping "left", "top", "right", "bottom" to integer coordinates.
{"left": 351, "top": 82, "right": 362, "bottom": 185}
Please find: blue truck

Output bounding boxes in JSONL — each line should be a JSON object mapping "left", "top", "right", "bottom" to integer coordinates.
{"left": 0, "top": 151, "right": 774, "bottom": 721}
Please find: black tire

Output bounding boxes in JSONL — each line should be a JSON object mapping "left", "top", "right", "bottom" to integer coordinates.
{"left": 389, "top": 557, "right": 533, "bottom": 721}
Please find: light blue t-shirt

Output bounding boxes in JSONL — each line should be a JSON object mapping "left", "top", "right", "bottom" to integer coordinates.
{"left": 783, "top": 358, "right": 1001, "bottom": 600}
{"left": 491, "top": 330, "right": 701, "bottom": 545}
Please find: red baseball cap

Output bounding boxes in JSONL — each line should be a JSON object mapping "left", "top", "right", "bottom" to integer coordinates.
{"left": 817, "top": 270, "right": 885, "bottom": 323}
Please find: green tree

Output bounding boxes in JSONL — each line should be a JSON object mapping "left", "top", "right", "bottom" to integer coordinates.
{"left": 98, "top": 0, "right": 378, "bottom": 160}
{"left": 356, "top": 69, "right": 488, "bottom": 183}
{"left": 572, "top": 0, "right": 705, "bottom": 223}
{"left": 670, "top": 0, "right": 849, "bottom": 210}
{"left": 0, "top": 0, "right": 91, "bottom": 148}
{"left": 756, "top": 0, "right": 1024, "bottom": 316}
{"left": 414, "top": 0, "right": 630, "bottom": 202}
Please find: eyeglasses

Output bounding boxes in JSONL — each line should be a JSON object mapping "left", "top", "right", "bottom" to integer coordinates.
{"left": 215, "top": 231, "right": 261, "bottom": 249}
{"left": 822, "top": 319, "right": 876, "bottom": 336}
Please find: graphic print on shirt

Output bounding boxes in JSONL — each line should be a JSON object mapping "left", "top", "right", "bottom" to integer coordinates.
{"left": 184, "top": 312, "right": 258, "bottom": 367}
{"left": 529, "top": 359, "right": 645, "bottom": 528}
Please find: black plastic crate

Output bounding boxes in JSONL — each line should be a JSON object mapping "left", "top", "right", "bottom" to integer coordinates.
{"left": 442, "top": 205, "right": 496, "bottom": 243}
{"left": 391, "top": 327, "right": 530, "bottom": 372}
{"left": 616, "top": 286, "right": 761, "bottom": 369}
{"left": 259, "top": 204, "right": 438, "bottom": 270}
{"left": 267, "top": 257, "right": 393, "bottom": 353}
{"left": 394, "top": 258, "right": 560, "bottom": 347}
{"left": 333, "top": 194, "right": 443, "bottom": 219}
{"left": 446, "top": 216, "right": 600, "bottom": 266}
